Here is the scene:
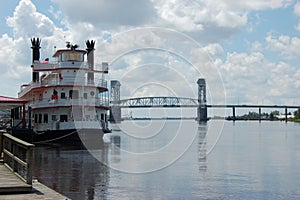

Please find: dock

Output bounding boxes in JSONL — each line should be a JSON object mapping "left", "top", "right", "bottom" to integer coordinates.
{"left": 0, "top": 131, "right": 69, "bottom": 199}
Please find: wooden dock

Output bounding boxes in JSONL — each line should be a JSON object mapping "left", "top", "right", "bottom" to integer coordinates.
{"left": 0, "top": 132, "right": 69, "bottom": 199}
{"left": 0, "top": 178, "right": 70, "bottom": 200}
{"left": 0, "top": 164, "right": 32, "bottom": 193}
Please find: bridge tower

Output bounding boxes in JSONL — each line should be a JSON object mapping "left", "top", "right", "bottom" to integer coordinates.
{"left": 110, "top": 80, "right": 122, "bottom": 123}
{"left": 197, "top": 78, "right": 208, "bottom": 122}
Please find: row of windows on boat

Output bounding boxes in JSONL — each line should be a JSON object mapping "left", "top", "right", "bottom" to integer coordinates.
{"left": 37, "top": 89, "right": 101, "bottom": 101}
{"left": 33, "top": 113, "right": 107, "bottom": 123}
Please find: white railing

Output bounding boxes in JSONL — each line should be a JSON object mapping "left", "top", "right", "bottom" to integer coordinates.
{"left": 19, "top": 78, "right": 108, "bottom": 97}
{"left": 19, "top": 82, "right": 40, "bottom": 97}
{"left": 32, "top": 63, "right": 57, "bottom": 71}
{"left": 30, "top": 97, "right": 109, "bottom": 109}
{"left": 33, "top": 61, "right": 109, "bottom": 72}
{"left": 32, "top": 62, "right": 89, "bottom": 71}
{"left": 57, "top": 62, "right": 89, "bottom": 69}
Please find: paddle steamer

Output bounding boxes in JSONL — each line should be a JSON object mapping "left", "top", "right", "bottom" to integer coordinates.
{"left": 15, "top": 38, "right": 110, "bottom": 144}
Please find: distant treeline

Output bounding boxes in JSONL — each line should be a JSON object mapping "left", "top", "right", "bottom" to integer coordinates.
{"left": 226, "top": 110, "right": 296, "bottom": 121}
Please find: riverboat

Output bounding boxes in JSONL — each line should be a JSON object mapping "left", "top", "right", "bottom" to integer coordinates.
{"left": 13, "top": 38, "right": 110, "bottom": 144}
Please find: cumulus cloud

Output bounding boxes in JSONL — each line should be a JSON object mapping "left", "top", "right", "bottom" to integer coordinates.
{"left": 219, "top": 51, "right": 300, "bottom": 104}
{"left": 294, "top": 2, "right": 300, "bottom": 16}
{"left": 48, "top": 0, "right": 295, "bottom": 45}
{"left": 219, "top": 0, "right": 293, "bottom": 11}
{"left": 296, "top": 20, "right": 300, "bottom": 31}
{"left": 153, "top": 0, "right": 247, "bottom": 41}
{"left": 6, "top": 0, "right": 57, "bottom": 38}
{"left": 52, "top": 0, "right": 156, "bottom": 26}
{"left": 265, "top": 34, "right": 300, "bottom": 59}
{"left": 294, "top": 2, "right": 300, "bottom": 31}
{"left": 151, "top": 0, "right": 292, "bottom": 42}
{"left": 0, "top": 34, "right": 31, "bottom": 96}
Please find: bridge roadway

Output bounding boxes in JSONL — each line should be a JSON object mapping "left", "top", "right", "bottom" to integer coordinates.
{"left": 110, "top": 97, "right": 299, "bottom": 122}
{"left": 112, "top": 96, "right": 300, "bottom": 109}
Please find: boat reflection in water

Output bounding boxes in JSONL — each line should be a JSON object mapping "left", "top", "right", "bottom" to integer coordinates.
{"left": 33, "top": 140, "right": 110, "bottom": 199}
{"left": 33, "top": 132, "right": 123, "bottom": 200}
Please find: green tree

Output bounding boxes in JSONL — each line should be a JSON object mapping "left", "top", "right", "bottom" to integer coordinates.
{"left": 294, "top": 108, "right": 300, "bottom": 119}
{"left": 270, "top": 110, "right": 280, "bottom": 120}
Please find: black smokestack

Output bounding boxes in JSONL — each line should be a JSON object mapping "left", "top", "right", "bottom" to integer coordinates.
{"left": 31, "top": 38, "right": 41, "bottom": 82}
{"left": 86, "top": 40, "right": 95, "bottom": 83}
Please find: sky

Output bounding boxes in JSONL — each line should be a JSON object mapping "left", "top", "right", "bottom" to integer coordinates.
{"left": 0, "top": 0, "right": 300, "bottom": 114}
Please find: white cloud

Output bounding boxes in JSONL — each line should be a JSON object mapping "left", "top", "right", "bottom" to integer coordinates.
{"left": 265, "top": 34, "right": 300, "bottom": 59}
{"left": 6, "top": 0, "right": 57, "bottom": 39}
{"left": 294, "top": 2, "right": 300, "bottom": 16}
{"left": 0, "top": 34, "right": 31, "bottom": 97}
{"left": 154, "top": 0, "right": 247, "bottom": 32}
{"left": 295, "top": 19, "right": 300, "bottom": 31}
{"left": 219, "top": 51, "right": 300, "bottom": 104}
{"left": 219, "top": 0, "right": 293, "bottom": 11}
{"left": 151, "top": 0, "right": 292, "bottom": 43}
{"left": 52, "top": 0, "right": 156, "bottom": 27}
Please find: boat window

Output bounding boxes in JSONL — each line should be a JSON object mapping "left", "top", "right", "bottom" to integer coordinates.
{"left": 38, "top": 114, "right": 42, "bottom": 123}
{"left": 60, "top": 115, "right": 68, "bottom": 122}
{"left": 34, "top": 114, "right": 38, "bottom": 123}
{"left": 61, "top": 92, "right": 66, "bottom": 99}
{"left": 52, "top": 115, "right": 57, "bottom": 121}
{"left": 62, "top": 52, "right": 83, "bottom": 62}
{"left": 44, "top": 114, "right": 48, "bottom": 123}
{"left": 84, "top": 93, "right": 87, "bottom": 99}
{"left": 69, "top": 90, "right": 79, "bottom": 99}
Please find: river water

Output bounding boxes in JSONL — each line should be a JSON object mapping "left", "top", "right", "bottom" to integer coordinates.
{"left": 33, "top": 120, "right": 300, "bottom": 200}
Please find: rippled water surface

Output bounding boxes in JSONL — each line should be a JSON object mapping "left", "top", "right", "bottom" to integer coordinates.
{"left": 33, "top": 120, "right": 300, "bottom": 199}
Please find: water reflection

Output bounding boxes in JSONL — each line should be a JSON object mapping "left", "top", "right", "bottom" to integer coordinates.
{"left": 109, "top": 135, "right": 121, "bottom": 164}
{"left": 198, "top": 123, "right": 207, "bottom": 172}
{"left": 33, "top": 144, "right": 110, "bottom": 200}
{"left": 31, "top": 121, "right": 300, "bottom": 199}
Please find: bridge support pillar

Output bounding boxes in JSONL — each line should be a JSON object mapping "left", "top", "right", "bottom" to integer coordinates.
{"left": 259, "top": 107, "right": 261, "bottom": 122}
{"left": 232, "top": 107, "right": 236, "bottom": 122}
{"left": 197, "top": 78, "right": 207, "bottom": 123}
{"left": 285, "top": 107, "right": 288, "bottom": 123}
{"left": 110, "top": 80, "right": 122, "bottom": 123}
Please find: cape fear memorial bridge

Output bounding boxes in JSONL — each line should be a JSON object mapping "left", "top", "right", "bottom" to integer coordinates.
{"left": 109, "top": 79, "right": 300, "bottom": 123}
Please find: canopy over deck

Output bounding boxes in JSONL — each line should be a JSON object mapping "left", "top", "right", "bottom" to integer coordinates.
{"left": 0, "top": 96, "right": 28, "bottom": 109}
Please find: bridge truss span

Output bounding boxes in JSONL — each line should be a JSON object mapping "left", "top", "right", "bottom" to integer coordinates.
{"left": 115, "top": 96, "right": 199, "bottom": 108}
